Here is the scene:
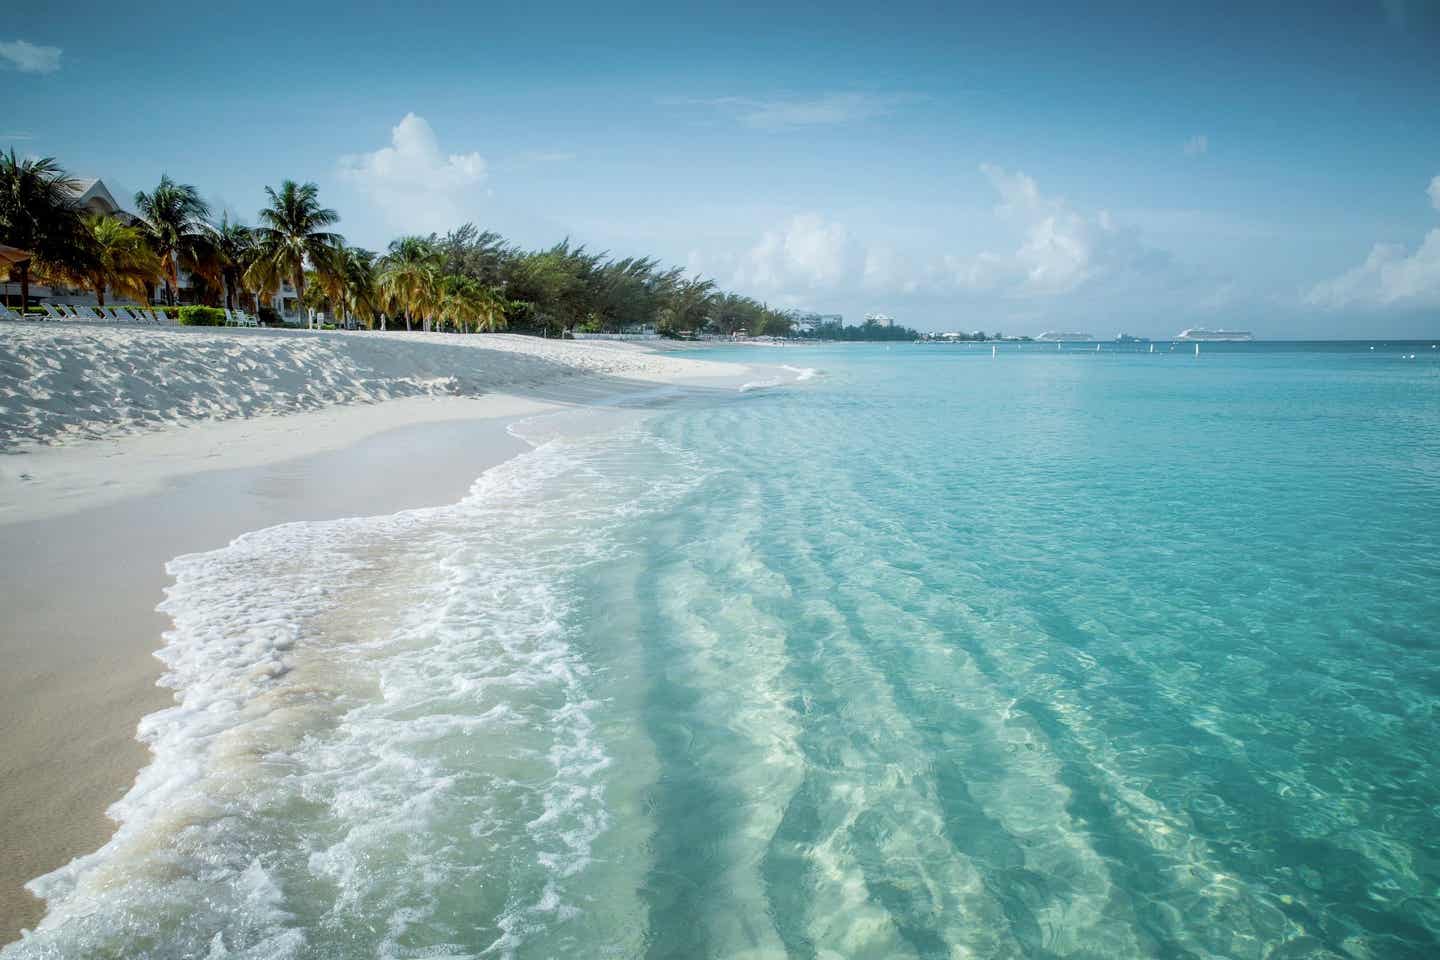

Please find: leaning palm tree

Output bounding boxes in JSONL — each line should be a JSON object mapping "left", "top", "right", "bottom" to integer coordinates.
{"left": 213, "top": 215, "right": 256, "bottom": 312}
{"left": 244, "top": 181, "right": 343, "bottom": 327}
{"left": 376, "top": 236, "right": 441, "bottom": 331}
{"left": 133, "top": 174, "right": 216, "bottom": 305}
{"left": 0, "top": 150, "right": 92, "bottom": 311}
{"left": 80, "top": 215, "right": 161, "bottom": 307}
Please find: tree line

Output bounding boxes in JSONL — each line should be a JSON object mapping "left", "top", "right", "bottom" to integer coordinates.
{"left": 1, "top": 150, "right": 821, "bottom": 338}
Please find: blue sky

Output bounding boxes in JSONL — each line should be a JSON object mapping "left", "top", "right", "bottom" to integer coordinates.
{"left": 5, "top": 1, "right": 1439, "bottom": 336}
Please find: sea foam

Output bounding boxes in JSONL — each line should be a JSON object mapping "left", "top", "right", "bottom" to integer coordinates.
{"left": 6, "top": 422, "right": 699, "bottom": 960}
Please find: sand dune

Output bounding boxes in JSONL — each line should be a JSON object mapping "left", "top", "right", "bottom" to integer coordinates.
{"left": 0, "top": 325, "right": 743, "bottom": 450}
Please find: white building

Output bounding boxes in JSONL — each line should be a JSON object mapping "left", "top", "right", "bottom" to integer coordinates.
{"left": 864, "top": 312, "right": 895, "bottom": 328}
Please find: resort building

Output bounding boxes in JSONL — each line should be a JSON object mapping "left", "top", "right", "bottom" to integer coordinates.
{"left": 864, "top": 312, "right": 895, "bottom": 327}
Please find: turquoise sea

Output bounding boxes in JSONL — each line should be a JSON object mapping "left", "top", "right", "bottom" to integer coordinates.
{"left": 7, "top": 341, "right": 1440, "bottom": 959}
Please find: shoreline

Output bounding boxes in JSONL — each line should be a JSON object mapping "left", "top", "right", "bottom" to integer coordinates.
{"left": 0, "top": 397, "right": 553, "bottom": 941}
{"left": 0, "top": 331, "right": 770, "bottom": 944}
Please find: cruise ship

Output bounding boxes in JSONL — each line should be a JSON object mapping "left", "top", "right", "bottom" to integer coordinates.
{"left": 1175, "top": 327, "right": 1254, "bottom": 342}
{"left": 1035, "top": 331, "right": 1096, "bottom": 342}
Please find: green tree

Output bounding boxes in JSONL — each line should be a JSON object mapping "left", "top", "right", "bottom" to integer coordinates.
{"left": 245, "top": 181, "right": 343, "bottom": 327}
{"left": 134, "top": 174, "right": 217, "bottom": 305}
{"left": 436, "top": 274, "right": 509, "bottom": 333}
{"left": 0, "top": 151, "right": 93, "bottom": 311}
{"left": 214, "top": 215, "right": 256, "bottom": 312}
{"left": 81, "top": 215, "right": 161, "bottom": 307}
{"left": 376, "top": 236, "right": 442, "bottom": 331}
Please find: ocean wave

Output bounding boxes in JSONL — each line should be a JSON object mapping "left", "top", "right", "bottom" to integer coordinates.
{"left": 6, "top": 428, "right": 699, "bottom": 960}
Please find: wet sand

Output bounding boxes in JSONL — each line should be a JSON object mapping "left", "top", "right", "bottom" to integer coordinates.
{"left": 0, "top": 396, "right": 552, "bottom": 942}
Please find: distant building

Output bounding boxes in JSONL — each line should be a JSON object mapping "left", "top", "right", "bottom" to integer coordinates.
{"left": 864, "top": 312, "right": 895, "bottom": 328}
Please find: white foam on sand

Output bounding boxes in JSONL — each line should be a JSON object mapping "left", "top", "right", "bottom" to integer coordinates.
{"left": 4, "top": 422, "right": 702, "bottom": 959}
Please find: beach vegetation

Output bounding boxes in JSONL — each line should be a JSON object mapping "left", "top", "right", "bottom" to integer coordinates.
{"left": 376, "top": 236, "right": 442, "bottom": 331}
{"left": 176, "top": 305, "right": 228, "bottom": 326}
{"left": 214, "top": 216, "right": 258, "bottom": 313}
{"left": 78, "top": 216, "right": 161, "bottom": 307}
{"left": 7, "top": 152, "right": 815, "bottom": 338}
{"left": 134, "top": 175, "right": 219, "bottom": 306}
{"left": 245, "top": 180, "right": 344, "bottom": 325}
{"left": 0, "top": 150, "right": 95, "bottom": 311}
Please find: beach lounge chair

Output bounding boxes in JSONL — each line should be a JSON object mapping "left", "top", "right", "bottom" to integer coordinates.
{"left": 73, "top": 306, "right": 106, "bottom": 322}
{"left": 102, "top": 307, "right": 129, "bottom": 323}
{"left": 236, "top": 310, "right": 259, "bottom": 327}
{"left": 0, "top": 303, "right": 20, "bottom": 321}
{"left": 129, "top": 307, "right": 157, "bottom": 324}
{"left": 42, "top": 303, "right": 69, "bottom": 321}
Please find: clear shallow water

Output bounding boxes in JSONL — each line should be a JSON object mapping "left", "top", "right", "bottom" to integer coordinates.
{"left": 7, "top": 342, "right": 1440, "bottom": 959}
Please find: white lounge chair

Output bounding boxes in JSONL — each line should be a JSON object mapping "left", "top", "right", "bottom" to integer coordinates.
{"left": 237, "top": 309, "right": 259, "bottom": 327}
{"left": 0, "top": 303, "right": 20, "bottom": 321}
{"left": 128, "top": 307, "right": 155, "bottom": 324}
{"left": 41, "top": 303, "right": 68, "bottom": 320}
{"left": 102, "top": 307, "right": 130, "bottom": 323}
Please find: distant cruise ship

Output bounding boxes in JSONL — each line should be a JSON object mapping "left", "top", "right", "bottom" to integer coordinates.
{"left": 1036, "top": 331, "right": 1096, "bottom": 342}
{"left": 1176, "top": 327, "right": 1254, "bottom": 341}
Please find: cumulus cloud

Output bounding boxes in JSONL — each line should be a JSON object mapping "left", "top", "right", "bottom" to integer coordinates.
{"left": 0, "top": 39, "right": 62, "bottom": 74}
{"left": 720, "top": 165, "right": 1182, "bottom": 313}
{"left": 1308, "top": 175, "right": 1440, "bottom": 308}
{"left": 338, "top": 113, "right": 486, "bottom": 233}
{"left": 945, "top": 164, "right": 1170, "bottom": 298}
{"left": 733, "top": 214, "right": 857, "bottom": 291}
{"left": 1184, "top": 134, "right": 1209, "bottom": 156}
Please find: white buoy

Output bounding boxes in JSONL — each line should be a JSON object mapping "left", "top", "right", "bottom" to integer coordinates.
{"left": 1096, "top": 344, "right": 1101, "bottom": 352}
{"left": 1195, "top": 342, "right": 1200, "bottom": 357}
{"left": 992, "top": 345, "right": 997, "bottom": 358}
{"left": 1149, "top": 343, "right": 1154, "bottom": 354}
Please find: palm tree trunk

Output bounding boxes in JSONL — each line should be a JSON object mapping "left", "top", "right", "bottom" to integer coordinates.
{"left": 97, "top": 284, "right": 106, "bottom": 308}
{"left": 404, "top": 310, "right": 411, "bottom": 332}
{"left": 18, "top": 261, "right": 30, "bottom": 314}
{"left": 168, "top": 251, "right": 179, "bottom": 306}
{"left": 295, "top": 271, "right": 306, "bottom": 328}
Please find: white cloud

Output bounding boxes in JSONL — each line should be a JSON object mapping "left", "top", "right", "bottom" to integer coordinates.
{"left": 1309, "top": 234, "right": 1440, "bottom": 308}
{"left": 1184, "top": 134, "right": 1209, "bottom": 156}
{"left": 951, "top": 164, "right": 1162, "bottom": 296}
{"left": 733, "top": 214, "right": 856, "bottom": 292}
{"left": 338, "top": 113, "right": 487, "bottom": 233}
{"left": 1308, "top": 174, "right": 1440, "bottom": 308}
{"left": 720, "top": 166, "right": 1182, "bottom": 315}
{"left": 677, "top": 93, "right": 917, "bottom": 130}
{"left": 0, "top": 40, "right": 62, "bottom": 74}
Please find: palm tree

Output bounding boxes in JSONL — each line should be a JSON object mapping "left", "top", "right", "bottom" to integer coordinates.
{"left": 339, "top": 247, "right": 381, "bottom": 329}
{"left": 81, "top": 216, "right": 161, "bottom": 307}
{"left": 0, "top": 151, "right": 92, "bottom": 312}
{"left": 133, "top": 175, "right": 216, "bottom": 305}
{"left": 376, "top": 236, "right": 441, "bottom": 331}
{"left": 245, "top": 181, "right": 342, "bottom": 327}
{"left": 214, "top": 215, "right": 256, "bottom": 312}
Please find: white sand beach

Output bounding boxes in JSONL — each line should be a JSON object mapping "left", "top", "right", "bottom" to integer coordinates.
{"left": 0, "top": 324, "right": 755, "bottom": 942}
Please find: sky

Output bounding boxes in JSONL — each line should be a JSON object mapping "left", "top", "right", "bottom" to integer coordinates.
{"left": 4, "top": 0, "right": 1439, "bottom": 337}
